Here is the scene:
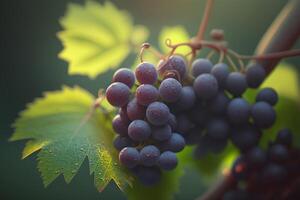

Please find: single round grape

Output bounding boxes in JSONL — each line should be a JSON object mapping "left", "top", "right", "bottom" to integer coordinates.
{"left": 211, "top": 63, "right": 229, "bottom": 87}
{"left": 112, "top": 68, "right": 135, "bottom": 88}
{"left": 251, "top": 102, "right": 276, "bottom": 129}
{"left": 140, "top": 145, "right": 160, "bottom": 166}
{"left": 206, "top": 118, "right": 229, "bottom": 140}
{"left": 231, "top": 125, "right": 260, "bottom": 152}
{"left": 193, "top": 74, "right": 218, "bottom": 99}
{"left": 158, "top": 55, "right": 187, "bottom": 79}
{"left": 189, "top": 104, "right": 210, "bottom": 126}
{"left": 256, "top": 88, "right": 278, "bottom": 106}
{"left": 113, "top": 136, "right": 137, "bottom": 151}
{"left": 227, "top": 98, "right": 250, "bottom": 124}
{"left": 191, "top": 58, "right": 213, "bottom": 77}
{"left": 208, "top": 92, "right": 230, "bottom": 115}
{"left": 126, "top": 98, "right": 146, "bottom": 121}
{"left": 175, "top": 114, "right": 195, "bottom": 134}
{"left": 167, "top": 113, "right": 177, "bottom": 131}
{"left": 276, "top": 128, "right": 293, "bottom": 146}
{"left": 128, "top": 120, "right": 151, "bottom": 142}
{"left": 160, "top": 133, "right": 185, "bottom": 152}
{"left": 118, "top": 107, "right": 130, "bottom": 125}
{"left": 136, "top": 84, "right": 159, "bottom": 106}
{"left": 247, "top": 147, "right": 266, "bottom": 167}
{"left": 135, "top": 62, "right": 158, "bottom": 84}
{"left": 226, "top": 72, "right": 248, "bottom": 96}
{"left": 269, "top": 144, "right": 289, "bottom": 162}
{"left": 119, "top": 147, "right": 140, "bottom": 168}
{"left": 175, "top": 86, "right": 196, "bottom": 111}
{"left": 158, "top": 151, "right": 178, "bottom": 171}
{"left": 152, "top": 124, "right": 172, "bottom": 141}
{"left": 262, "top": 164, "right": 287, "bottom": 183}
{"left": 136, "top": 166, "right": 162, "bottom": 186}
{"left": 246, "top": 63, "right": 266, "bottom": 88}
{"left": 159, "top": 78, "right": 182, "bottom": 103}
{"left": 106, "top": 82, "right": 130, "bottom": 107}
{"left": 146, "top": 102, "right": 170, "bottom": 126}
{"left": 112, "top": 114, "right": 128, "bottom": 136}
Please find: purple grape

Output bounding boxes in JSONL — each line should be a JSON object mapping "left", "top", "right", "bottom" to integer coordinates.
{"left": 247, "top": 147, "right": 266, "bottom": 167}
{"left": 193, "top": 74, "right": 218, "bottom": 100}
{"left": 113, "top": 136, "right": 137, "bottom": 151}
{"left": 246, "top": 63, "right": 266, "bottom": 88}
{"left": 152, "top": 124, "right": 172, "bottom": 141}
{"left": 106, "top": 82, "right": 130, "bottom": 107}
{"left": 175, "top": 86, "right": 196, "bottom": 111}
{"left": 227, "top": 98, "right": 250, "bottom": 125}
{"left": 269, "top": 144, "right": 289, "bottom": 162}
{"left": 211, "top": 63, "right": 230, "bottom": 87}
{"left": 112, "top": 114, "right": 128, "bottom": 136}
{"left": 135, "top": 62, "right": 158, "bottom": 84}
{"left": 140, "top": 145, "right": 160, "bottom": 166}
{"left": 175, "top": 114, "right": 195, "bottom": 134}
{"left": 119, "top": 147, "right": 140, "bottom": 168}
{"left": 160, "top": 133, "right": 185, "bottom": 152}
{"left": 136, "top": 166, "right": 162, "bottom": 186}
{"left": 159, "top": 78, "right": 182, "bottom": 103}
{"left": 231, "top": 125, "right": 260, "bottom": 152}
{"left": 209, "top": 138, "right": 228, "bottom": 154}
{"left": 207, "top": 118, "right": 229, "bottom": 140}
{"left": 112, "top": 68, "right": 135, "bottom": 88}
{"left": 128, "top": 120, "right": 151, "bottom": 142}
{"left": 251, "top": 102, "right": 276, "bottom": 129}
{"left": 136, "top": 84, "right": 159, "bottom": 106}
{"left": 276, "top": 128, "right": 293, "bottom": 146}
{"left": 191, "top": 58, "right": 213, "bottom": 77}
{"left": 167, "top": 113, "right": 177, "bottom": 131}
{"left": 126, "top": 98, "right": 146, "bottom": 121}
{"left": 118, "top": 107, "right": 130, "bottom": 125}
{"left": 146, "top": 102, "right": 170, "bottom": 126}
{"left": 158, "top": 151, "right": 178, "bottom": 171}
{"left": 208, "top": 92, "right": 230, "bottom": 115}
{"left": 158, "top": 55, "right": 187, "bottom": 79}
{"left": 184, "top": 128, "right": 204, "bottom": 145}
{"left": 256, "top": 88, "right": 278, "bottom": 106}
{"left": 262, "top": 164, "right": 287, "bottom": 183}
{"left": 226, "top": 72, "right": 248, "bottom": 96}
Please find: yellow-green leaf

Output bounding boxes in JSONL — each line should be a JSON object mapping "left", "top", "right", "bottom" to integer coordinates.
{"left": 159, "top": 26, "right": 190, "bottom": 55}
{"left": 10, "top": 86, "right": 131, "bottom": 191}
{"left": 58, "top": 1, "right": 149, "bottom": 78}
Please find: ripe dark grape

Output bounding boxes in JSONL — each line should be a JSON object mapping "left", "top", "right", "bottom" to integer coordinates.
{"left": 175, "top": 114, "right": 195, "bottom": 134}
{"left": 226, "top": 72, "right": 248, "bottom": 96}
{"left": 146, "top": 102, "right": 170, "bottom": 126}
{"left": 112, "top": 68, "right": 135, "bottom": 88}
{"left": 269, "top": 144, "right": 289, "bottom": 162}
{"left": 112, "top": 114, "right": 128, "bottom": 136}
{"left": 231, "top": 125, "right": 260, "bottom": 152}
{"left": 246, "top": 63, "right": 266, "bottom": 88}
{"left": 256, "top": 88, "right": 278, "bottom": 106}
{"left": 276, "top": 128, "right": 293, "bottom": 146}
{"left": 128, "top": 120, "right": 151, "bottom": 142}
{"left": 119, "top": 147, "right": 140, "bottom": 168}
{"left": 113, "top": 136, "right": 137, "bottom": 151}
{"left": 184, "top": 127, "right": 204, "bottom": 145}
{"left": 135, "top": 62, "right": 158, "bottom": 84}
{"left": 175, "top": 86, "right": 196, "bottom": 111}
{"left": 262, "top": 163, "right": 287, "bottom": 183}
{"left": 211, "top": 63, "right": 229, "bottom": 86}
{"left": 193, "top": 74, "right": 218, "bottom": 99}
{"left": 246, "top": 147, "right": 266, "bottom": 166}
{"left": 158, "top": 151, "right": 178, "bottom": 171}
{"left": 135, "top": 166, "right": 162, "bottom": 186}
{"left": 160, "top": 133, "right": 185, "bottom": 152}
{"left": 206, "top": 118, "right": 229, "bottom": 140}
{"left": 136, "top": 84, "right": 159, "bottom": 106}
{"left": 152, "top": 124, "right": 172, "bottom": 141}
{"left": 191, "top": 58, "right": 213, "bottom": 77}
{"left": 106, "top": 82, "right": 130, "bottom": 107}
{"left": 158, "top": 55, "right": 187, "bottom": 79}
{"left": 159, "top": 78, "right": 182, "bottom": 103}
{"left": 126, "top": 98, "right": 146, "bottom": 120}
{"left": 251, "top": 102, "right": 276, "bottom": 129}
{"left": 140, "top": 145, "right": 160, "bottom": 166}
{"left": 227, "top": 98, "right": 250, "bottom": 125}
{"left": 118, "top": 107, "right": 130, "bottom": 125}
{"left": 167, "top": 113, "right": 177, "bottom": 131}
{"left": 208, "top": 92, "right": 230, "bottom": 115}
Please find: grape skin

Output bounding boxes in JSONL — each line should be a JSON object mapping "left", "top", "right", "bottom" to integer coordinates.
{"left": 246, "top": 63, "right": 266, "bottom": 88}
{"left": 191, "top": 58, "right": 213, "bottom": 77}
{"left": 106, "top": 82, "right": 130, "bottom": 107}
{"left": 206, "top": 118, "right": 229, "bottom": 140}
{"left": 226, "top": 72, "right": 248, "bottom": 96}
{"left": 160, "top": 133, "right": 185, "bottom": 152}
{"left": 175, "top": 86, "right": 196, "bottom": 111}
{"left": 256, "top": 88, "right": 278, "bottom": 106}
{"left": 246, "top": 147, "right": 266, "bottom": 166}
{"left": 167, "top": 113, "right": 177, "bottom": 131}
{"left": 159, "top": 78, "right": 182, "bottom": 103}
{"left": 112, "top": 68, "right": 135, "bottom": 88}
{"left": 146, "top": 102, "right": 170, "bottom": 126}
{"left": 193, "top": 74, "right": 219, "bottom": 100}
{"left": 112, "top": 114, "right": 128, "bottom": 136}
{"left": 158, "top": 151, "right": 178, "bottom": 171}
{"left": 251, "top": 102, "right": 276, "bottom": 129}
{"left": 140, "top": 145, "right": 160, "bottom": 166}
{"left": 227, "top": 98, "right": 250, "bottom": 125}
{"left": 135, "top": 62, "right": 158, "bottom": 84}
{"left": 135, "top": 166, "right": 162, "bottom": 186}
{"left": 175, "top": 114, "right": 195, "bottom": 134}
{"left": 276, "top": 129, "right": 293, "bottom": 146}
{"left": 231, "top": 125, "right": 260, "bottom": 152}
{"left": 128, "top": 120, "right": 151, "bottom": 142}
{"left": 269, "top": 144, "right": 289, "bottom": 162}
{"left": 136, "top": 84, "right": 159, "bottom": 106}
{"left": 152, "top": 124, "right": 172, "bottom": 141}
{"left": 119, "top": 147, "right": 140, "bottom": 168}
{"left": 211, "top": 63, "right": 229, "bottom": 86}
{"left": 113, "top": 136, "right": 137, "bottom": 151}
{"left": 127, "top": 98, "right": 146, "bottom": 120}
{"left": 208, "top": 92, "right": 230, "bottom": 115}
{"left": 158, "top": 55, "right": 187, "bottom": 79}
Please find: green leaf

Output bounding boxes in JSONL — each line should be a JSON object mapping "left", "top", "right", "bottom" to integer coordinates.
{"left": 58, "top": 1, "right": 149, "bottom": 78}
{"left": 10, "top": 86, "right": 131, "bottom": 191}
{"left": 159, "top": 26, "right": 190, "bottom": 55}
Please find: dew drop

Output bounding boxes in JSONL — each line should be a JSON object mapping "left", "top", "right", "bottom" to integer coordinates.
{"left": 71, "top": 170, "right": 76, "bottom": 174}
{"left": 55, "top": 170, "right": 60, "bottom": 174}
{"left": 75, "top": 162, "right": 79, "bottom": 166}
{"left": 80, "top": 148, "right": 84, "bottom": 151}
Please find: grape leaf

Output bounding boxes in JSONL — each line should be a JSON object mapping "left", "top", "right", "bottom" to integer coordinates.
{"left": 159, "top": 26, "right": 190, "bottom": 55}
{"left": 58, "top": 1, "right": 149, "bottom": 78}
{"left": 10, "top": 86, "right": 132, "bottom": 191}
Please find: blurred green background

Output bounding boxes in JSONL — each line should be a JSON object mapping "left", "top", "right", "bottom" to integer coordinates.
{"left": 1, "top": 0, "right": 299, "bottom": 199}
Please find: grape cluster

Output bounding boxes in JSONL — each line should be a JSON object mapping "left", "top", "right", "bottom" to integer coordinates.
{"left": 224, "top": 129, "right": 300, "bottom": 200}
{"left": 106, "top": 53, "right": 278, "bottom": 185}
